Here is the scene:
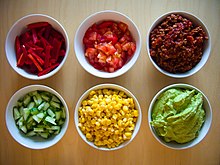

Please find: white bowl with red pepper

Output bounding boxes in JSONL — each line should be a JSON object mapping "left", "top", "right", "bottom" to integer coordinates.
{"left": 74, "top": 10, "right": 141, "bottom": 78}
{"left": 5, "top": 14, "right": 69, "bottom": 80}
{"left": 147, "top": 11, "right": 211, "bottom": 78}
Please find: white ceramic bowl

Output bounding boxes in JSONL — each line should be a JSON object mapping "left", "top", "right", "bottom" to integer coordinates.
{"left": 148, "top": 83, "right": 212, "bottom": 150}
{"left": 74, "top": 10, "right": 141, "bottom": 78}
{"left": 5, "top": 85, "right": 69, "bottom": 149}
{"left": 74, "top": 84, "right": 142, "bottom": 151}
{"left": 5, "top": 14, "right": 69, "bottom": 80}
{"left": 146, "top": 11, "right": 211, "bottom": 78}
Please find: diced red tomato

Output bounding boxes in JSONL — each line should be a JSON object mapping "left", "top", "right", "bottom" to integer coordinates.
{"left": 118, "top": 22, "right": 128, "bottom": 32}
{"left": 83, "top": 20, "right": 136, "bottom": 72}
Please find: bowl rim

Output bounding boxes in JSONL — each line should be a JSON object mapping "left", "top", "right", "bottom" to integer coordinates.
{"left": 74, "top": 83, "right": 142, "bottom": 151}
{"left": 146, "top": 10, "right": 211, "bottom": 78}
{"left": 5, "top": 13, "right": 69, "bottom": 80}
{"left": 148, "top": 83, "right": 212, "bottom": 150}
{"left": 74, "top": 10, "right": 142, "bottom": 78}
{"left": 5, "top": 84, "right": 69, "bottom": 149}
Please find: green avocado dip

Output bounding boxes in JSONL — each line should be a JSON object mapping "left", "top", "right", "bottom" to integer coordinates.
{"left": 150, "top": 88, "right": 205, "bottom": 143}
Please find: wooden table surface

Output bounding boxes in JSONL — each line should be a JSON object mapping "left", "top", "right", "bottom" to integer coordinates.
{"left": 0, "top": 0, "right": 220, "bottom": 165}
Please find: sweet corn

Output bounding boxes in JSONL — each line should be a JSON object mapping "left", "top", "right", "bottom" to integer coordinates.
{"left": 78, "top": 88, "right": 139, "bottom": 149}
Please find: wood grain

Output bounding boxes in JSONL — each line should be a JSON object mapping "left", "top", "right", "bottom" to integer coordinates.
{"left": 0, "top": 0, "right": 220, "bottom": 165}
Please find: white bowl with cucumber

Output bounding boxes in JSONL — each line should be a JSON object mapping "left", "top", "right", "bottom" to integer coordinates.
{"left": 5, "top": 85, "right": 69, "bottom": 149}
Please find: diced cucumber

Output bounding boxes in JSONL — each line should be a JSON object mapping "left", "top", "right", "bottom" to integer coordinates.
{"left": 47, "top": 109, "right": 55, "bottom": 118}
{"left": 37, "top": 112, "right": 45, "bottom": 119}
{"left": 23, "top": 108, "right": 30, "bottom": 121}
{"left": 13, "top": 107, "right": 20, "bottom": 120}
{"left": 41, "top": 93, "right": 50, "bottom": 102}
{"left": 20, "top": 125, "right": 27, "bottom": 133}
{"left": 31, "top": 108, "right": 39, "bottom": 115}
{"left": 33, "top": 92, "right": 43, "bottom": 105}
{"left": 42, "top": 102, "right": 50, "bottom": 111}
{"left": 23, "top": 94, "right": 31, "bottom": 106}
{"left": 38, "top": 102, "right": 46, "bottom": 110}
{"left": 29, "top": 90, "right": 38, "bottom": 96}
{"left": 50, "top": 101, "right": 60, "bottom": 109}
{"left": 17, "top": 101, "right": 23, "bottom": 107}
{"left": 26, "top": 130, "right": 36, "bottom": 137}
{"left": 13, "top": 90, "right": 66, "bottom": 139}
{"left": 17, "top": 117, "right": 24, "bottom": 127}
{"left": 27, "top": 102, "right": 35, "bottom": 109}
{"left": 34, "top": 127, "right": 44, "bottom": 132}
{"left": 55, "top": 111, "right": 62, "bottom": 120}
{"left": 33, "top": 115, "right": 42, "bottom": 123}
{"left": 51, "top": 95, "right": 61, "bottom": 103}
{"left": 39, "top": 132, "right": 49, "bottom": 138}
{"left": 61, "top": 106, "right": 66, "bottom": 119}
{"left": 45, "top": 116, "right": 57, "bottom": 125}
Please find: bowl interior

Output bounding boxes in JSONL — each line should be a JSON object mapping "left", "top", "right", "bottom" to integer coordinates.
{"left": 148, "top": 83, "right": 212, "bottom": 149}
{"left": 146, "top": 11, "right": 211, "bottom": 78}
{"left": 74, "top": 84, "right": 142, "bottom": 151}
{"left": 5, "top": 14, "right": 69, "bottom": 80}
{"left": 74, "top": 10, "right": 141, "bottom": 78}
{"left": 5, "top": 85, "right": 69, "bottom": 149}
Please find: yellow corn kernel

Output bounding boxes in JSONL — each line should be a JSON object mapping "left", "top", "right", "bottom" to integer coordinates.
{"left": 80, "top": 118, "right": 85, "bottom": 123}
{"left": 82, "top": 100, "right": 88, "bottom": 106}
{"left": 104, "top": 140, "right": 109, "bottom": 145}
{"left": 102, "top": 89, "right": 108, "bottom": 94}
{"left": 123, "top": 105, "right": 129, "bottom": 111}
{"left": 108, "top": 139, "right": 114, "bottom": 144}
{"left": 96, "top": 110, "right": 101, "bottom": 117}
{"left": 133, "top": 110, "right": 138, "bottom": 117}
{"left": 118, "top": 120, "right": 123, "bottom": 127}
{"left": 115, "top": 130, "right": 119, "bottom": 135}
{"left": 89, "top": 90, "right": 96, "bottom": 96}
{"left": 91, "top": 119, "right": 96, "bottom": 125}
{"left": 104, "top": 131, "right": 110, "bottom": 137}
{"left": 125, "top": 132, "right": 132, "bottom": 137}
{"left": 86, "top": 133, "right": 92, "bottom": 139}
{"left": 95, "top": 122, "right": 100, "bottom": 127}
{"left": 120, "top": 110, "right": 125, "bottom": 116}
{"left": 91, "top": 103, "right": 98, "bottom": 109}
{"left": 112, "top": 114, "right": 117, "bottom": 120}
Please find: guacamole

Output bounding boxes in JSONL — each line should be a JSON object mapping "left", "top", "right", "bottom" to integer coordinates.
{"left": 150, "top": 88, "right": 205, "bottom": 143}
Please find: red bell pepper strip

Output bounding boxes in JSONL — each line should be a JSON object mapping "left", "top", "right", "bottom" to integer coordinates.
{"left": 38, "top": 63, "right": 59, "bottom": 76}
{"left": 51, "top": 29, "right": 64, "bottom": 40}
{"left": 28, "top": 49, "right": 44, "bottom": 66}
{"left": 52, "top": 38, "right": 62, "bottom": 61}
{"left": 44, "top": 45, "right": 52, "bottom": 68}
{"left": 32, "top": 29, "right": 38, "bottom": 44}
{"left": 17, "top": 53, "right": 25, "bottom": 67}
{"left": 27, "top": 22, "right": 49, "bottom": 29}
{"left": 37, "top": 27, "right": 45, "bottom": 37}
{"left": 40, "top": 36, "right": 51, "bottom": 49}
{"left": 27, "top": 54, "right": 43, "bottom": 72}
{"left": 15, "top": 36, "right": 22, "bottom": 60}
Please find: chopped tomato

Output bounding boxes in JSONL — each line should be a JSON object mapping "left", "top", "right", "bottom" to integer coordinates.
{"left": 118, "top": 22, "right": 128, "bottom": 32}
{"left": 83, "top": 20, "right": 136, "bottom": 72}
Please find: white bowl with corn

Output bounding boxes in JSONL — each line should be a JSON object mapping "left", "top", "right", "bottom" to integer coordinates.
{"left": 74, "top": 84, "right": 142, "bottom": 151}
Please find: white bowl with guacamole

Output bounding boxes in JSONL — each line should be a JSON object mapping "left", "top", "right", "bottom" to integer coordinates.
{"left": 148, "top": 83, "right": 212, "bottom": 150}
